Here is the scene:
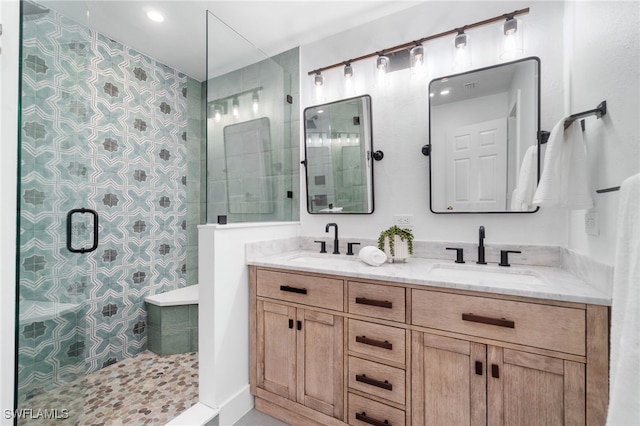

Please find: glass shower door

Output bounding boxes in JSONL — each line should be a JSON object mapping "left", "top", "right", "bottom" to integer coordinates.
{"left": 17, "top": 1, "right": 92, "bottom": 421}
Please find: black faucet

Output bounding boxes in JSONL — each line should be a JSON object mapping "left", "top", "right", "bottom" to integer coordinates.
{"left": 325, "top": 223, "right": 340, "bottom": 254}
{"left": 477, "top": 226, "right": 487, "bottom": 264}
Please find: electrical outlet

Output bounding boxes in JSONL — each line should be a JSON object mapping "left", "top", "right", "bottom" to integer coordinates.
{"left": 585, "top": 210, "right": 599, "bottom": 236}
{"left": 394, "top": 214, "right": 414, "bottom": 228}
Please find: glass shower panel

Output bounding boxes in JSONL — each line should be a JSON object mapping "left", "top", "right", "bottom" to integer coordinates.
{"left": 18, "top": 1, "right": 91, "bottom": 421}
{"left": 206, "top": 11, "right": 298, "bottom": 223}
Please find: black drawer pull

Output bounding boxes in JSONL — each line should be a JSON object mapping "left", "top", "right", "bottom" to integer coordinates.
{"left": 356, "top": 412, "right": 391, "bottom": 426}
{"left": 288, "top": 319, "right": 293, "bottom": 329}
{"left": 280, "top": 285, "right": 307, "bottom": 295}
{"left": 355, "top": 374, "right": 392, "bottom": 391}
{"left": 356, "top": 335, "right": 393, "bottom": 350}
{"left": 475, "top": 361, "right": 483, "bottom": 376}
{"left": 462, "top": 313, "right": 515, "bottom": 328}
{"left": 355, "top": 297, "right": 392, "bottom": 309}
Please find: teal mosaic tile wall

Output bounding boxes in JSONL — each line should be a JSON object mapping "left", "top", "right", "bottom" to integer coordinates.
{"left": 18, "top": 4, "right": 199, "bottom": 401}
{"left": 147, "top": 304, "right": 198, "bottom": 356}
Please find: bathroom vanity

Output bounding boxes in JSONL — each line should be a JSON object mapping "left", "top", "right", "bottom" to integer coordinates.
{"left": 248, "top": 253, "right": 609, "bottom": 426}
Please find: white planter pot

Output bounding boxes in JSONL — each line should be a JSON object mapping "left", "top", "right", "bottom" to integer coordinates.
{"left": 383, "top": 235, "right": 410, "bottom": 263}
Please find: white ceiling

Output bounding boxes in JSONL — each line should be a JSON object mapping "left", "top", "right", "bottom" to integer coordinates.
{"left": 43, "top": 1, "right": 422, "bottom": 81}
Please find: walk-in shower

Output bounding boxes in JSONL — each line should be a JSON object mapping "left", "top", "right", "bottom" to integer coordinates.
{"left": 16, "top": 1, "right": 299, "bottom": 422}
{"left": 16, "top": 0, "right": 201, "bottom": 421}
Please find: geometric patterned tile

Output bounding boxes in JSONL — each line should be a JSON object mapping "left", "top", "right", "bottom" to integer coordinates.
{"left": 18, "top": 2, "right": 194, "bottom": 405}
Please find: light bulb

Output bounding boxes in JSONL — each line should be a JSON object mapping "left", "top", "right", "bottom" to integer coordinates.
{"left": 314, "top": 72, "right": 323, "bottom": 86}
{"left": 344, "top": 63, "right": 353, "bottom": 78}
{"left": 453, "top": 31, "right": 472, "bottom": 71}
{"left": 232, "top": 97, "right": 239, "bottom": 117}
{"left": 252, "top": 92, "right": 259, "bottom": 114}
{"left": 500, "top": 18, "right": 524, "bottom": 61}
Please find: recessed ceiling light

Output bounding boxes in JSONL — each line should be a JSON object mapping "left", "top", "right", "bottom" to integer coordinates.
{"left": 146, "top": 10, "right": 165, "bottom": 23}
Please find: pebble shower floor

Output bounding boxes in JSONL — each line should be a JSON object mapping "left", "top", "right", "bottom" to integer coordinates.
{"left": 18, "top": 351, "right": 198, "bottom": 425}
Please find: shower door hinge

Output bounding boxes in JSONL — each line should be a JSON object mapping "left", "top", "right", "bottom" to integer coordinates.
{"left": 286, "top": 94, "right": 293, "bottom": 104}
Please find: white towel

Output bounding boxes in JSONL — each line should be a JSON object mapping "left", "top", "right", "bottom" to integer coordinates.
{"left": 532, "top": 117, "right": 594, "bottom": 209}
{"left": 511, "top": 145, "right": 538, "bottom": 211}
{"left": 607, "top": 173, "right": 640, "bottom": 425}
{"left": 358, "top": 246, "right": 387, "bottom": 267}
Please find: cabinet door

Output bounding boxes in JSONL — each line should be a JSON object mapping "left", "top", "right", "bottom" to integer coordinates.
{"left": 412, "top": 332, "right": 487, "bottom": 425}
{"left": 297, "top": 309, "right": 344, "bottom": 420}
{"left": 487, "top": 347, "right": 585, "bottom": 426}
{"left": 257, "top": 300, "right": 297, "bottom": 400}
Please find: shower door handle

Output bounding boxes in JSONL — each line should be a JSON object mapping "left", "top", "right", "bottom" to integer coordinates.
{"left": 66, "top": 208, "right": 99, "bottom": 253}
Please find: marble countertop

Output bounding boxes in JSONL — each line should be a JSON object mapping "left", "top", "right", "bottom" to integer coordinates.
{"left": 248, "top": 250, "right": 611, "bottom": 306}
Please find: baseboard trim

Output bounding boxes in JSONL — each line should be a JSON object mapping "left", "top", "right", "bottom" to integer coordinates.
{"left": 218, "top": 385, "right": 254, "bottom": 426}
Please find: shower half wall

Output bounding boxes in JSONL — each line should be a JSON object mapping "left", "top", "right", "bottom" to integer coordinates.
{"left": 17, "top": 2, "right": 202, "bottom": 405}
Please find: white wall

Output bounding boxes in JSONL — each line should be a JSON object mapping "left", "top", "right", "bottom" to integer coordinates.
{"left": 299, "top": 1, "right": 568, "bottom": 248}
{"left": 0, "top": 0, "right": 19, "bottom": 422}
{"left": 566, "top": 1, "right": 640, "bottom": 265}
{"left": 198, "top": 222, "right": 300, "bottom": 425}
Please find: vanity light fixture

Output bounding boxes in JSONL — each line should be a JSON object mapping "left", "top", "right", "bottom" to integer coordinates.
{"left": 500, "top": 15, "right": 524, "bottom": 61}
{"left": 314, "top": 71, "right": 324, "bottom": 86}
{"left": 306, "top": 8, "right": 529, "bottom": 83}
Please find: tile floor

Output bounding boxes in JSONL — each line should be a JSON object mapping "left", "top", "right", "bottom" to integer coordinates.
{"left": 19, "top": 351, "right": 198, "bottom": 426}
{"left": 19, "top": 350, "right": 288, "bottom": 426}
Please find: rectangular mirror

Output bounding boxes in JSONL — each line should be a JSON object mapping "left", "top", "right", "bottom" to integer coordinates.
{"left": 304, "top": 95, "right": 374, "bottom": 214}
{"left": 429, "top": 57, "right": 540, "bottom": 213}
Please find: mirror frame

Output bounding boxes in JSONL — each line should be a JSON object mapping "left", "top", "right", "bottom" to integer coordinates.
{"left": 303, "top": 95, "right": 375, "bottom": 214}
{"left": 428, "top": 57, "right": 541, "bottom": 214}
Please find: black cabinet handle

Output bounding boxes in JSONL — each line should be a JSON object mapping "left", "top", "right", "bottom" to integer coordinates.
{"left": 355, "top": 412, "right": 391, "bottom": 426}
{"left": 355, "top": 297, "right": 392, "bottom": 309}
{"left": 355, "top": 336, "right": 392, "bottom": 350}
{"left": 492, "top": 364, "right": 500, "bottom": 379}
{"left": 475, "top": 361, "right": 483, "bottom": 376}
{"left": 288, "top": 319, "right": 294, "bottom": 329}
{"left": 297, "top": 320, "right": 302, "bottom": 331}
{"left": 280, "top": 285, "right": 307, "bottom": 295}
{"left": 355, "top": 374, "right": 392, "bottom": 391}
{"left": 66, "top": 208, "right": 99, "bottom": 253}
{"left": 462, "top": 313, "right": 515, "bottom": 328}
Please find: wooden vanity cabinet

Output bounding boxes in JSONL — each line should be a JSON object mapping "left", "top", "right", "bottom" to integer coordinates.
{"left": 249, "top": 266, "right": 609, "bottom": 426}
{"left": 411, "top": 288, "right": 609, "bottom": 426}
{"left": 256, "top": 300, "right": 344, "bottom": 419}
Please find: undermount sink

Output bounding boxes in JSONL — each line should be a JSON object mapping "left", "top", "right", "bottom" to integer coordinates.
{"left": 286, "top": 253, "right": 357, "bottom": 265}
{"left": 427, "top": 263, "right": 546, "bottom": 287}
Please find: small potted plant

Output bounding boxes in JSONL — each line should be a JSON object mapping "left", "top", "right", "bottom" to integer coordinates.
{"left": 378, "top": 225, "right": 414, "bottom": 263}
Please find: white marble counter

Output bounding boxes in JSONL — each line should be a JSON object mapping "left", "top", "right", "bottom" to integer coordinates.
{"left": 248, "top": 250, "right": 611, "bottom": 306}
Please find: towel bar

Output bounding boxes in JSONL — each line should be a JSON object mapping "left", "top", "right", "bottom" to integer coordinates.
{"left": 596, "top": 186, "right": 621, "bottom": 194}
{"left": 564, "top": 100, "right": 607, "bottom": 130}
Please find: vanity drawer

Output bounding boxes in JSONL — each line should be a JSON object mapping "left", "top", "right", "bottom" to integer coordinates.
{"left": 348, "top": 393, "right": 405, "bottom": 426}
{"left": 256, "top": 269, "right": 344, "bottom": 311}
{"left": 412, "top": 289, "right": 586, "bottom": 355}
{"left": 348, "top": 281, "right": 406, "bottom": 323}
{"left": 348, "top": 319, "right": 406, "bottom": 365}
{"left": 348, "top": 357, "right": 405, "bottom": 405}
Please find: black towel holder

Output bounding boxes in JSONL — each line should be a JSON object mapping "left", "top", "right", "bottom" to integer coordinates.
{"left": 539, "top": 100, "right": 607, "bottom": 145}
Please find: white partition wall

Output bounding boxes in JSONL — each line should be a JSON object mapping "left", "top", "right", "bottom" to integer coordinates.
{"left": 198, "top": 222, "right": 300, "bottom": 425}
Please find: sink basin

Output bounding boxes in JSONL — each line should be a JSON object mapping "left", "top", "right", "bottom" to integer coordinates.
{"left": 286, "top": 253, "right": 357, "bottom": 265}
{"left": 428, "top": 263, "right": 546, "bottom": 287}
